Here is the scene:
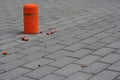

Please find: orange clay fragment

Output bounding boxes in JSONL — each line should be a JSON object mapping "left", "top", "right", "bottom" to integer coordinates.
{"left": 1, "top": 51, "right": 8, "bottom": 55}
{"left": 81, "top": 64, "right": 87, "bottom": 68}
{"left": 23, "top": 38, "right": 29, "bottom": 41}
{"left": 20, "top": 35, "right": 25, "bottom": 39}
{"left": 46, "top": 32, "right": 51, "bottom": 35}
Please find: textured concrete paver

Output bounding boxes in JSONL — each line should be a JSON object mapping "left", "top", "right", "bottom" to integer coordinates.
{"left": 0, "top": 53, "right": 25, "bottom": 63}
{"left": 22, "top": 58, "right": 53, "bottom": 69}
{"left": 39, "top": 74, "right": 65, "bottom": 80}
{"left": 67, "top": 49, "right": 93, "bottom": 58}
{"left": 86, "top": 42, "right": 107, "bottom": 50}
{"left": 0, "top": 42, "right": 19, "bottom": 50}
{"left": 14, "top": 76, "right": 35, "bottom": 80}
{"left": 49, "top": 57, "right": 77, "bottom": 68}
{"left": 92, "top": 47, "right": 115, "bottom": 56}
{"left": 20, "top": 51, "right": 49, "bottom": 61}
{"left": 0, "top": 0, "right": 120, "bottom": 80}
{"left": 25, "top": 66, "right": 58, "bottom": 79}
{"left": 0, "top": 60, "right": 28, "bottom": 71}
{"left": 19, "top": 46, "right": 43, "bottom": 55}
{"left": 45, "top": 50, "right": 72, "bottom": 60}
{"left": 80, "top": 37, "right": 99, "bottom": 44}
{"left": 74, "top": 55, "right": 101, "bottom": 65}
{"left": 80, "top": 62, "right": 110, "bottom": 74}
{"left": 64, "top": 43, "right": 87, "bottom": 51}
{"left": 64, "top": 72, "right": 93, "bottom": 80}
{"left": 0, "top": 67, "right": 31, "bottom": 80}
{"left": 99, "top": 54, "right": 120, "bottom": 64}
{"left": 107, "top": 41, "right": 120, "bottom": 49}
{"left": 89, "top": 70, "right": 119, "bottom": 80}
{"left": 54, "top": 64, "right": 82, "bottom": 76}
{"left": 108, "top": 60, "right": 120, "bottom": 71}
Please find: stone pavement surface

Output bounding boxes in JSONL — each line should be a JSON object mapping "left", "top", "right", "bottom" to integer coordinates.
{"left": 0, "top": 0, "right": 120, "bottom": 80}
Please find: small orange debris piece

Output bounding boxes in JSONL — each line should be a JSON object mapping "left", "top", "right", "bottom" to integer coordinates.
{"left": 50, "top": 31, "right": 55, "bottom": 34}
{"left": 46, "top": 28, "right": 58, "bottom": 35}
{"left": 23, "top": 38, "right": 29, "bottom": 41}
{"left": 20, "top": 35, "right": 29, "bottom": 41}
{"left": 81, "top": 64, "right": 87, "bottom": 68}
{"left": 1, "top": 51, "right": 8, "bottom": 55}
{"left": 46, "top": 32, "right": 51, "bottom": 35}
{"left": 20, "top": 35, "right": 25, "bottom": 39}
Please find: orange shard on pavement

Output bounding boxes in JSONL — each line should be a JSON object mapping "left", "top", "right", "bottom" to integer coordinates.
{"left": 20, "top": 35, "right": 25, "bottom": 39}
{"left": 1, "top": 51, "right": 8, "bottom": 55}
{"left": 23, "top": 38, "right": 29, "bottom": 41}
{"left": 46, "top": 32, "right": 51, "bottom": 35}
{"left": 81, "top": 64, "right": 87, "bottom": 68}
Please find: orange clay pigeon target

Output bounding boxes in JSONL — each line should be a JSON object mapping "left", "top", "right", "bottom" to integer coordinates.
{"left": 23, "top": 4, "right": 39, "bottom": 34}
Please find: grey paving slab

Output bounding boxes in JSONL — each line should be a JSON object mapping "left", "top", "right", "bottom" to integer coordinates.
{"left": 22, "top": 58, "right": 53, "bottom": 69}
{"left": 80, "top": 62, "right": 110, "bottom": 74}
{"left": 0, "top": 38, "right": 16, "bottom": 45}
{"left": 64, "top": 72, "right": 93, "bottom": 80}
{"left": 76, "top": 32, "right": 95, "bottom": 40}
{"left": 99, "top": 36, "right": 118, "bottom": 43}
{"left": 80, "top": 37, "right": 99, "bottom": 44}
{"left": 108, "top": 60, "right": 120, "bottom": 72}
{"left": 16, "top": 41, "right": 41, "bottom": 49}
{"left": 58, "top": 38, "right": 80, "bottom": 46}
{"left": 64, "top": 43, "right": 87, "bottom": 52}
{"left": 4, "top": 47, "right": 22, "bottom": 53}
{"left": 112, "top": 32, "right": 120, "bottom": 37}
{"left": 0, "top": 53, "right": 25, "bottom": 63}
{"left": 54, "top": 64, "right": 82, "bottom": 76}
{"left": 25, "top": 66, "right": 58, "bottom": 79}
{"left": 41, "top": 39, "right": 61, "bottom": 47}
{"left": 99, "top": 53, "right": 120, "bottom": 64}
{"left": 36, "top": 35, "right": 58, "bottom": 42}
{"left": 0, "top": 42, "right": 19, "bottom": 50}
{"left": 55, "top": 34, "right": 76, "bottom": 41}
{"left": 41, "top": 44, "right": 65, "bottom": 53}
{"left": 92, "top": 47, "right": 115, "bottom": 56}
{"left": 107, "top": 41, "right": 120, "bottom": 49}
{"left": 67, "top": 49, "right": 93, "bottom": 58}
{"left": 0, "top": 60, "right": 28, "bottom": 71}
{"left": 118, "top": 76, "right": 120, "bottom": 79}
{"left": 20, "top": 51, "right": 49, "bottom": 61}
{"left": 93, "top": 32, "right": 112, "bottom": 39}
{"left": 86, "top": 42, "right": 107, "bottom": 50}
{"left": 0, "top": 33, "right": 16, "bottom": 40}
{"left": 45, "top": 50, "right": 72, "bottom": 60}
{"left": 14, "top": 76, "right": 35, "bottom": 80}
{"left": 105, "top": 28, "right": 119, "bottom": 33}
{"left": 49, "top": 57, "right": 77, "bottom": 68}
{"left": 89, "top": 70, "right": 119, "bottom": 80}
{"left": 115, "top": 49, "right": 120, "bottom": 54}
{"left": 0, "top": 67, "right": 31, "bottom": 80}
{"left": 74, "top": 55, "right": 101, "bottom": 65}
{"left": 0, "top": 70, "right": 5, "bottom": 74}
{"left": 39, "top": 74, "right": 65, "bottom": 80}
{"left": 19, "top": 46, "right": 43, "bottom": 55}
{"left": 71, "top": 29, "right": 87, "bottom": 35}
